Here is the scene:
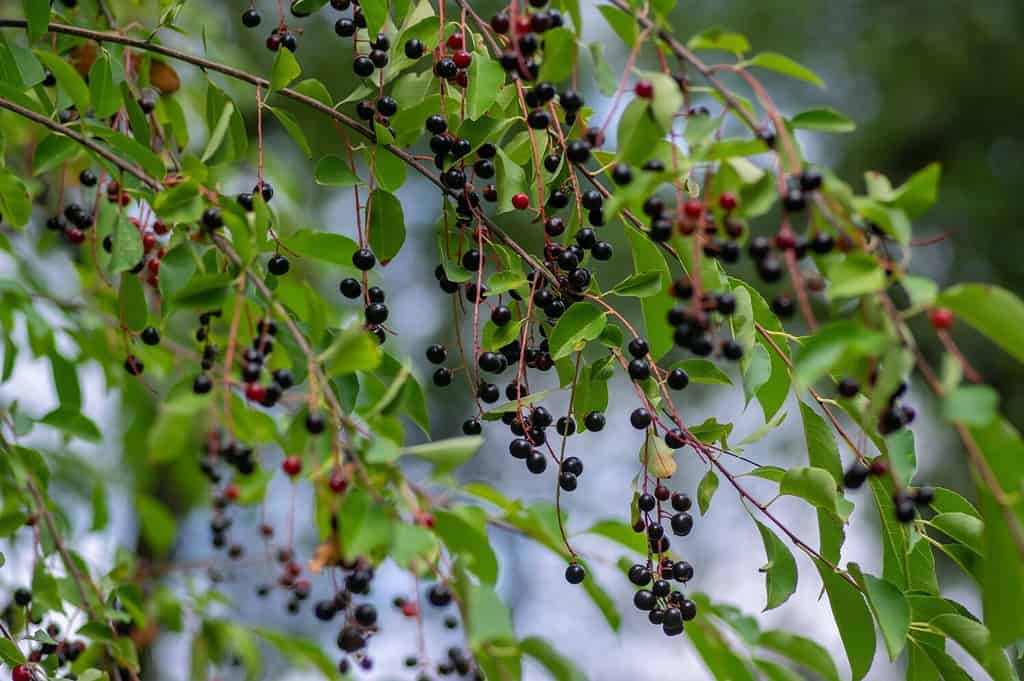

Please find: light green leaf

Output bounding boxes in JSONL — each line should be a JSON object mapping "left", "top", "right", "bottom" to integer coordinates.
{"left": 109, "top": 214, "right": 143, "bottom": 273}
{"left": 136, "top": 494, "right": 176, "bottom": 556}
{"left": 746, "top": 52, "right": 825, "bottom": 88}
{"left": 697, "top": 469, "right": 719, "bottom": 515}
{"left": 268, "top": 106, "right": 312, "bottom": 158}
{"left": 89, "top": 49, "right": 124, "bottom": 120}
{"left": 269, "top": 47, "right": 301, "bottom": 91}
{"left": 609, "top": 270, "right": 662, "bottom": 298}
{"left": 314, "top": 154, "right": 362, "bottom": 186}
{"left": 537, "top": 28, "right": 576, "bottom": 84}
{"left": 935, "top": 284, "right": 1024, "bottom": 364}
{"left": 520, "top": 637, "right": 585, "bottom": 681}
{"left": 790, "top": 107, "right": 855, "bottom": 133}
{"left": 368, "top": 189, "right": 405, "bottom": 264}
{"left": 826, "top": 254, "right": 887, "bottom": 300}
{"left": 548, "top": 302, "right": 606, "bottom": 360}
{"left": 465, "top": 51, "right": 505, "bottom": 120}
{"left": 401, "top": 436, "right": 482, "bottom": 475}
{"left": 849, "top": 564, "right": 909, "bottom": 661}
{"left": 671, "top": 359, "right": 733, "bottom": 386}
{"left": 754, "top": 518, "right": 798, "bottom": 610}
{"left": 757, "top": 630, "right": 840, "bottom": 681}
{"left": 286, "top": 229, "right": 358, "bottom": 266}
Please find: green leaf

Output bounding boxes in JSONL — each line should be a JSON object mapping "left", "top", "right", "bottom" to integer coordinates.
{"left": 290, "top": 78, "right": 333, "bottom": 106}
{"left": 367, "top": 189, "right": 405, "bottom": 264}
{"left": 401, "top": 436, "right": 482, "bottom": 475}
{"left": 314, "top": 154, "right": 361, "bottom": 186}
{"left": 136, "top": 494, "right": 176, "bottom": 556}
{"left": 0, "top": 638, "right": 25, "bottom": 666}
{"left": 465, "top": 51, "right": 505, "bottom": 120}
{"left": 89, "top": 49, "right": 124, "bottom": 120}
{"left": 942, "top": 385, "right": 999, "bottom": 426}
{"left": 0, "top": 166, "right": 32, "bottom": 227}
{"left": 32, "top": 133, "right": 78, "bottom": 175}
{"left": 688, "top": 27, "right": 751, "bottom": 54}
{"left": 849, "top": 564, "right": 909, "bottom": 661}
{"left": 90, "top": 482, "right": 109, "bottom": 531}
{"left": 793, "top": 320, "right": 888, "bottom": 385}
{"left": 888, "top": 162, "right": 941, "bottom": 219}
{"left": 756, "top": 630, "right": 840, "bottom": 681}
{"left": 597, "top": 5, "right": 637, "bottom": 46}
{"left": 935, "top": 284, "right": 1024, "bottom": 364}
{"left": 434, "top": 506, "right": 498, "bottom": 584}
{"left": 646, "top": 72, "right": 685, "bottom": 132}
{"left": 697, "top": 469, "right": 719, "bottom": 515}
{"left": 320, "top": 324, "right": 383, "bottom": 377}
{"left": 269, "top": 47, "right": 301, "bottom": 91}
{"left": 825, "top": 254, "right": 887, "bottom": 300}
{"left": 286, "top": 229, "right": 358, "bottom": 266}
{"left": 464, "top": 581, "right": 516, "bottom": 655}
{"left": 585, "top": 519, "right": 646, "bottom": 555}
{"left": 23, "top": 0, "right": 51, "bottom": 42}
{"left": 671, "top": 359, "right": 732, "bottom": 386}
{"left": 790, "top": 107, "right": 855, "bottom": 132}
{"left": 746, "top": 52, "right": 825, "bottom": 88}
{"left": 929, "top": 615, "right": 1016, "bottom": 681}
{"left": 41, "top": 407, "right": 101, "bottom": 442}
{"left": 930, "top": 512, "right": 983, "bottom": 555}
{"left": 120, "top": 274, "right": 148, "bottom": 332}
{"left": 967, "top": 417, "right": 1024, "bottom": 645}
{"left": 168, "top": 272, "right": 232, "bottom": 308}
{"left": 0, "top": 33, "right": 45, "bottom": 87}
{"left": 609, "top": 270, "right": 662, "bottom": 297}
{"left": 373, "top": 145, "right": 406, "bottom": 192}
{"left": 626, "top": 228, "right": 673, "bottom": 360}
{"left": 268, "top": 106, "right": 312, "bottom": 158}
{"left": 520, "top": 637, "right": 585, "bottom": 681}
{"left": 339, "top": 489, "right": 394, "bottom": 560}
{"left": 616, "top": 98, "right": 663, "bottom": 164}
{"left": 548, "top": 302, "right": 606, "bottom": 360}
{"left": 360, "top": 0, "right": 389, "bottom": 39}
{"left": 754, "top": 518, "right": 798, "bottom": 610}
{"left": 817, "top": 564, "right": 876, "bottom": 681}
{"left": 255, "top": 628, "right": 340, "bottom": 680}
{"left": 109, "top": 213, "right": 144, "bottom": 273}
{"left": 35, "top": 51, "right": 89, "bottom": 113}
{"left": 537, "top": 28, "right": 576, "bottom": 83}
{"left": 780, "top": 467, "right": 846, "bottom": 519}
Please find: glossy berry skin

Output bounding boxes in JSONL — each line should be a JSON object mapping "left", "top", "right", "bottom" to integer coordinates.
{"left": 12, "top": 666, "right": 32, "bottom": 681}
{"left": 268, "top": 255, "right": 290, "bottom": 276}
{"left": 838, "top": 377, "right": 860, "bottom": 398}
{"left": 433, "top": 368, "right": 452, "bottom": 387}
{"left": 630, "top": 408, "right": 652, "bottom": 430}
{"left": 564, "top": 563, "right": 586, "bottom": 584}
{"left": 628, "top": 564, "right": 652, "bottom": 586}
{"left": 339, "top": 278, "right": 361, "bottom": 299}
{"left": 634, "top": 80, "right": 654, "bottom": 98}
{"left": 671, "top": 493, "right": 692, "bottom": 512}
{"left": 511, "top": 193, "right": 530, "bottom": 210}
{"left": 667, "top": 368, "right": 689, "bottom": 390}
{"left": 193, "top": 373, "right": 213, "bottom": 394}
{"left": 353, "top": 56, "right": 375, "bottom": 77}
{"left": 928, "top": 307, "right": 954, "bottom": 330}
{"left": 426, "top": 344, "right": 447, "bottom": 364}
{"left": 633, "top": 589, "right": 656, "bottom": 611}
{"left": 242, "top": 9, "right": 261, "bottom": 27}
{"left": 671, "top": 512, "right": 694, "bottom": 536}
{"left": 282, "top": 456, "right": 302, "bottom": 477}
{"left": 404, "top": 39, "right": 424, "bottom": 59}
{"left": 584, "top": 411, "right": 606, "bottom": 432}
{"left": 843, "top": 462, "right": 870, "bottom": 489}
{"left": 352, "top": 248, "right": 376, "bottom": 271}
{"left": 141, "top": 326, "right": 161, "bottom": 346}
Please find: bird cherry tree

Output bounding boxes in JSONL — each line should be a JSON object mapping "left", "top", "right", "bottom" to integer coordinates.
{"left": 0, "top": 0, "right": 1022, "bottom": 680}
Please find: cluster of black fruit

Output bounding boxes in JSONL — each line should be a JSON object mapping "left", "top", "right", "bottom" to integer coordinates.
{"left": 339, "top": 248, "right": 391, "bottom": 344}
{"left": 397, "top": 584, "right": 484, "bottom": 681}
{"left": 626, "top": 487, "right": 699, "bottom": 635}
{"left": 489, "top": 4, "right": 565, "bottom": 82}
{"left": 664, "top": 275, "right": 746, "bottom": 362}
{"left": 200, "top": 436, "right": 260, "bottom": 491}
{"left": 4, "top": 588, "right": 87, "bottom": 678}
{"left": 843, "top": 457, "right": 934, "bottom": 523}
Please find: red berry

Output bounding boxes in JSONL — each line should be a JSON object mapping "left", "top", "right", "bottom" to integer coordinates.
{"left": 452, "top": 51, "right": 472, "bottom": 68}
{"left": 634, "top": 79, "right": 654, "bottom": 99}
{"left": 512, "top": 193, "right": 530, "bottom": 210}
{"left": 224, "top": 484, "right": 239, "bottom": 502}
{"left": 774, "top": 232, "right": 796, "bottom": 251}
{"left": 514, "top": 15, "right": 532, "bottom": 34}
{"left": 928, "top": 307, "right": 954, "bottom": 331}
{"left": 153, "top": 220, "right": 169, "bottom": 235}
{"left": 142, "top": 233, "right": 158, "bottom": 252}
{"left": 401, "top": 601, "right": 419, "bottom": 617}
{"left": 282, "top": 455, "right": 303, "bottom": 477}
{"left": 147, "top": 258, "right": 161, "bottom": 274}
{"left": 446, "top": 32, "right": 464, "bottom": 50}
{"left": 245, "top": 382, "right": 266, "bottom": 402}
{"left": 329, "top": 468, "right": 348, "bottom": 494}
{"left": 455, "top": 70, "right": 468, "bottom": 88}
{"left": 718, "top": 192, "right": 738, "bottom": 211}
{"left": 12, "top": 665, "right": 32, "bottom": 681}
{"left": 683, "top": 199, "right": 703, "bottom": 219}
{"left": 869, "top": 459, "right": 889, "bottom": 476}
{"left": 65, "top": 227, "right": 86, "bottom": 244}
{"left": 415, "top": 511, "right": 435, "bottom": 528}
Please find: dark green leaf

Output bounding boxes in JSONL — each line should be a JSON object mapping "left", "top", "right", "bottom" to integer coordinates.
{"left": 367, "top": 189, "right": 405, "bottom": 264}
